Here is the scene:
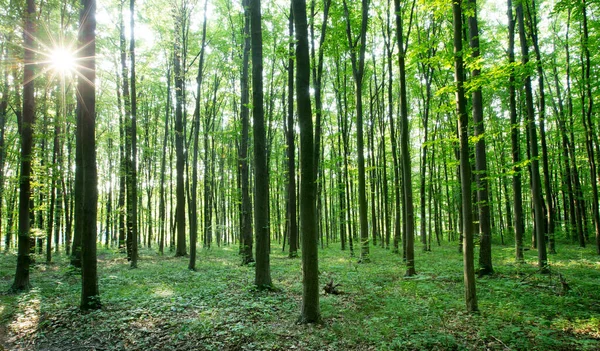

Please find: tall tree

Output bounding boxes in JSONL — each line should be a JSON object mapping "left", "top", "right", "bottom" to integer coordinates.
{"left": 453, "top": 0, "right": 478, "bottom": 313}
{"left": 343, "top": 0, "right": 370, "bottom": 262}
{"left": 128, "top": 0, "right": 139, "bottom": 268}
{"left": 79, "top": 0, "right": 100, "bottom": 310}
{"left": 250, "top": 0, "right": 271, "bottom": 288}
{"left": 0, "top": 43, "right": 8, "bottom": 252}
{"left": 189, "top": 0, "right": 208, "bottom": 271}
{"left": 394, "top": 0, "right": 416, "bottom": 276}
{"left": 11, "top": 0, "right": 35, "bottom": 292}
{"left": 468, "top": 0, "right": 493, "bottom": 276}
{"left": 507, "top": 0, "right": 524, "bottom": 262}
{"left": 173, "top": 3, "right": 187, "bottom": 257}
{"left": 285, "top": 4, "right": 298, "bottom": 258}
{"left": 239, "top": 0, "right": 254, "bottom": 265}
{"left": 293, "top": 0, "right": 320, "bottom": 324}
{"left": 581, "top": 0, "right": 600, "bottom": 255}
{"left": 516, "top": 0, "right": 547, "bottom": 272}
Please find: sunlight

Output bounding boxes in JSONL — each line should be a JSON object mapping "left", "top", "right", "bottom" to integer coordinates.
{"left": 49, "top": 47, "right": 76, "bottom": 76}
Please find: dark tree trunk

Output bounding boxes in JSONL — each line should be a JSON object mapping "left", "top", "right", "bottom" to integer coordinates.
{"left": 525, "top": 0, "right": 556, "bottom": 255}
{"left": 468, "top": 0, "right": 493, "bottom": 276}
{"left": 189, "top": 0, "right": 208, "bottom": 271}
{"left": 293, "top": 0, "right": 320, "bottom": 324}
{"left": 516, "top": 0, "right": 548, "bottom": 272}
{"left": 453, "top": 0, "right": 478, "bottom": 313}
{"left": 173, "top": 9, "right": 186, "bottom": 257}
{"left": 129, "top": 0, "right": 138, "bottom": 268}
{"left": 286, "top": 4, "right": 298, "bottom": 258}
{"left": 0, "top": 44, "right": 8, "bottom": 252}
{"left": 159, "top": 65, "right": 171, "bottom": 255}
{"left": 581, "top": 0, "right": 600, "bottom": 255}
{"left": 250, "top": 0, "right": 272, "bottom": 288}
{"left": 343, "top": 0, "right": 370, "bottom": 262}
{"left": 11, "top": 0, "right": 35, "bottom": 292}
{"left": 78, "top": 0, "right": 100, "bottom": 310}
{"left": 395, "top": 0, "right": 416, "bottom": 276}
{"left": 240, "top": 0, "right": 253, "bottom": 265}
{"left": 507, "top": 0, "right": 524, "bottom": 262}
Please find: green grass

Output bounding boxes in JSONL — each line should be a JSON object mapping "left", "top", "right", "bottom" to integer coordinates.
{"left": 1, "top": 242, "right": 599, "bottom": 350}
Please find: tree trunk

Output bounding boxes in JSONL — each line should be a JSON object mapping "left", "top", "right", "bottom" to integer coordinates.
{"left": 293, "top": 0, "right": 320, "bottom": 324}
{"left": 395, "top": 0, "right": 416, "bottom": 276}
{"left": 189, "top": 0, "right": 208, "bottom": 271}
{"left": 286, "top": 4, "right": 298, "bottom": 258}
{"left": 78, "top": 0, "right": 100, "bottom": 310}
{"left": 507, "top": 0, "right": 525, "bottom": 262}
{"left": 173, "top": 6, "right": 186, "bottom": 257}
{"left": 240, "top": 0, "right": 253, "bottom": 265}
{"left": 468, "top": 0, "right": 493, "bottom": 276}
{"left": 250, "top": 0, "right": 272, "bottom": 288}
{"left": 453, "top": 0, "right": 478, "bottom": 313}
{"left": 343, "top": 0, "right": 370, "bottom": 262}
{"left": 11, "top": 0, "right": 35, "bottom": 292}
{"left": 128, "top": 0, "right": 138, "bottom": 268}
{"left": 516, "top": 0, "right": 548, "bottom": 272}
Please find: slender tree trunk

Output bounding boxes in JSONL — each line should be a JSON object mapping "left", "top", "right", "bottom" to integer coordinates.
{"left": 507, "top": 0, "right": 524, "bottom": 262}
{"left": 286, "top": 4, "right": 298, "bottom": 258}
{"left": 173, "top": 7, "right": 186, "bottom": 257}
{"left": 189, "top": 0, "right": 208, "bottom": 271}
{"left": 394, "top": 0, "right": 416, "bottom": 275}
{"left": 517, "top": 0, "right": 548, "bottom": 272}
{"left": 11, "top": 0, "right": 35, "bottom": 292}
{"left": 581, "top": 0, "right": 600, "bottom": 255}
{"left": 240, "top": 0, "right": 253, "bottom": 264}
{"left": 0, "top": 47, "right": 7, "bottom": 252}
{"left": 343, "top": 0, "right": 370, "bottom": 262}
{"left": 128, "top": 0, "right": 138, "bottom": 268}
{"left": 159, "top": 65, "right": 171, "bottom": 255}
{"left": 453, "top": 0, "right": 478, "bottom": 313}
{"left": 526, "top": 0, "right": 556, "bottom": 255}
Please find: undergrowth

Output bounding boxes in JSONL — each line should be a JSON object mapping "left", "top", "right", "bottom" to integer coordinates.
{"left": 1, "top": 242, "right": 599, "bottom": 350}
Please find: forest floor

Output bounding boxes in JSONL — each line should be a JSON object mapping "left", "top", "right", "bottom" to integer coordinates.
{"left": 1, "top": 240, "right": 599, "bottom": 351}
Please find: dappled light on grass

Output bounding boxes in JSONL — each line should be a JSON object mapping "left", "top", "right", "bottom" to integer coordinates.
{"left": 0, "top": 244, "right": 599, "bottom": 350}
{"left": 7, "top": 290, "right": 41, "bottom": 349}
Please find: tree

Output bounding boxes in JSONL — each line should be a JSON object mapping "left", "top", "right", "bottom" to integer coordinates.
{"left": 293, "top": 0, "right": 320, "bottom": 324}
{"left": 78, "top": 0, "right": 100, "bottom": 310}
{"left": 189, "top": 0, "right": 209, "bottom": 271}
{"left": 394, "top": 0, "right": 416, "bottom": 276}
{"left": 453, "top": 0, "right": 478, "bottom": 313}
{"left": 516, "top": 0, "right": 547, "bottom": 272}
{"left": 467, "top": 0, "right": 493, "bottom": 276}
{"left": 173, "top": 3, "right": 187, "bottom": 257}
{"left": 239, "top": 0, "right": 254, "bottom": 265}
{"left": 128, "top": 0, "right": 139, "bottom": 268}
{"left": 250, "top": 0, "right": 272, "bottom": 288}
{"left": 11, "top": 0, "right": 35, "bottom": 292}
{"left": 285, "top": 4, "right": 298, "bottom": 258}
{"left": 507, "top": 0, "right": 525, "bottom": 263}
{"left": 343, "top": 0, "right": 370, "bottom": 263}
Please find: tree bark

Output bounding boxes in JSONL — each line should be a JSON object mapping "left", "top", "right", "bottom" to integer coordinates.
{"left": 468, "top": 0, "right": 493, "bottom": 276}
{"left": 250, "top": 0, "right": 272, "bottom": 288}
{"left": 516, "top": 0, "right": 548, "bottom": 272}
{"left": 11, "top": 0, "right": 35, "bottom": 292}
{"left": 79, "top": 0, "right": 100, "bottom": 310}
{"left": 453, "top": 0, "right": 478, "bottom": 313}
{"left": 293, "top": 0, "right": 320, "bottom": 324}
